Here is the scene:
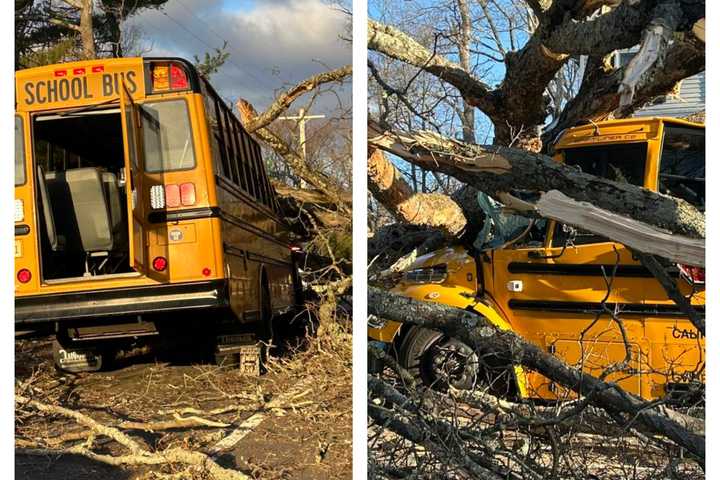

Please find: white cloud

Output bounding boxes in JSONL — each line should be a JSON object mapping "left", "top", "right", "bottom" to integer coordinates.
{"left": 127, "top": 0, "right": 351, "bottom": 112}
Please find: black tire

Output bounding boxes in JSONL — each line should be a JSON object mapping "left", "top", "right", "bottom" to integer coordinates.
{"left": 398, "top": 326, "right": 519, "bottom": 396}
{"left": 398, "top": 326, "right": 478, "bottom": 391}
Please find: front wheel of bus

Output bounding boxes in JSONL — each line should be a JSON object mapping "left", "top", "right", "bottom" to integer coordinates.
{"left": 398, "top": 326, "right": 479, "bottom": 391}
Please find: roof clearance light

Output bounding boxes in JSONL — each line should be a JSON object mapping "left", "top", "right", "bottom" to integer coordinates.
{"left": 180, "top": 183, "right": 196, "bottom": 206}
{"left": 165, "top": 184, "right": 181, "bottom": 208}
{"left": 150, "top": 185, "right": 165, "bottom": 209}
{"left": 170, "top": 64, "right": 189, "bottom": 90}
{"left": 152, "top": 65, "right": 170, "bottom": 91}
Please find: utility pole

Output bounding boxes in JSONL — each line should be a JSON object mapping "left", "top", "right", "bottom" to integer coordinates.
{"left": 279, "top": 108, "right": 325, "bottom": 188}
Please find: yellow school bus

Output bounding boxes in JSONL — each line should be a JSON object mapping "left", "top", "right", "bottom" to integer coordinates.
{"left": 369, "top": 117, "right": 705, "bottom": 403}
{"left": 15, "top": 57, "right": 302, "bottom": 372}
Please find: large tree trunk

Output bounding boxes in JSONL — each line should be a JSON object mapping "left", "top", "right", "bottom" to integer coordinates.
{"left": 79, "top": 0, "right": 95, "bottom": 59}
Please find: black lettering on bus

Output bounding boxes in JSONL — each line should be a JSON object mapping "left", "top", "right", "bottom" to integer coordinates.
{"left": 82, "top": 77, "right": 93, "bottom": 99}
{"left": 113, "top": 73, "right": 120, "bottom": 97}
{"left": 70, "top": 77, "right": 82, "bottom": 99}
{"left": 125, "top": 71, "right": 137, "bottom": 93}
{"left": 102, "top": 74, "right": 114, "bottom": 96}
{"left": 36, "top": 81, "right": 46, "bottom": 104}
{"left": 47, "top": 80, "right": 57, "bottom": 103}
{"left": 58, "top": 78, "right": 70, "bottom": 101}
{"left": 24, "top": 82, "right": 35, "bottom": 105}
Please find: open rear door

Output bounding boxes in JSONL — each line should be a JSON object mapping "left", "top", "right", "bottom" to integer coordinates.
{"left": 119, "top": 82, "right": 146, "bottom": 274}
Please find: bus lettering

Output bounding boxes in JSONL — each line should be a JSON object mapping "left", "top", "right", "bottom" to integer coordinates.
{"left": 102, "top": 71, "right": 138, "bottom": 97}
{"left": 58, "top": 78, "right": 70, "bottom": 101}
{"left": 24, "top": 82, "right": 35, "bottom": 105}
{"left": 125, "top": 71, "right": 137, "bottom": 93}
{"left": 82, "top": 77, "right": 93, "bottom": 99}
{"left": 20, "top": 68, "right": 139, "bottom": 106}
{"left": 102, "top": 74, "right": 114, "bottom": 96}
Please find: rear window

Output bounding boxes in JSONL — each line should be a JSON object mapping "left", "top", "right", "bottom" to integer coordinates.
{"left": 659, "top": 126, "right": 704, "bottom": 211}
{"left": 140, "top": 100, "right": 196, "bottom": 172}
{"left": 15, "top": 116, "right": 25, "bottom": 186}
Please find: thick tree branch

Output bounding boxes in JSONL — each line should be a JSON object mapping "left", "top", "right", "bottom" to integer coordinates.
{"left": 368, "top": 148, "right": 466, "bottom": 236}
{"left": 369, "top": 120, "right": 705, "bottom": 243}
{"left": 242, "top": 64, "right": 351, "bottom": 134}
{"left": 237, "top": 99, "right": 351, "bottom": 217}
{"left": 545, "top": 33, "right": 704, "bottom": 142}
{"left": 368, "top": 19, "right": 493, "bottom": 110}
{"left": 368, "top": 287, "right": 705, "bottom": 460}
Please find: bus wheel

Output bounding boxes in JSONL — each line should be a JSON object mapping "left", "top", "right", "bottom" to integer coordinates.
{"left": 52, "top": 338, "right": 104, "bottom": 373}
{"left": 398, "top": 326, "right": 478, "bottom": 391}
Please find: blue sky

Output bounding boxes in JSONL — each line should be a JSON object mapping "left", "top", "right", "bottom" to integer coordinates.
{"left": 127, "top": 0, "right": 351, "bottom": 114}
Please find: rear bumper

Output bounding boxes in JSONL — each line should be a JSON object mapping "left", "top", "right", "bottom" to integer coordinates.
{"left": 15, "top": 280, "right": 229, "bottom": 324}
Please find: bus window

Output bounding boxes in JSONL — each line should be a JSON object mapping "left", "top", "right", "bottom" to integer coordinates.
{"left": 659, "top": 126, "right": 704, "bottom": 211}
{"left": 228, "top": 119, "right": 249, "bottom": 192}
{"left": 213, "top": 99, "right": 232, "bottom": 178}
{"left": 228, "top": 116, "right": 248, "bottom": 191}
{"left": 203, "top": 97, "right": 223, "bottom": 176}
{"left": 253, "top": 142, "right": 272, "bottom": 206}
{"left": 15, "top": 116, "right": 25, "bottom": 186}
{"left": 221, "top": 108, "right": 241, "bottom": 185}
{"left": 141, "top": 100, "right": 196, "bottom": 172}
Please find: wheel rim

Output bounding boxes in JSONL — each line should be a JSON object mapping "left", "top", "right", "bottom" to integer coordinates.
{"left": 420, "top": 337, "right": 478, "bottom": 390}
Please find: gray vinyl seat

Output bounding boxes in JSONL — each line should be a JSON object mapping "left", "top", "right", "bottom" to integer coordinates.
{"left": 101, "top": 171, "right": 127, "bottom": 251}
{"left": 46, "top": 167, "right": 114, "bottom": 254}
{"left": 36, "top": 165, "right": 60, "bottom": 251}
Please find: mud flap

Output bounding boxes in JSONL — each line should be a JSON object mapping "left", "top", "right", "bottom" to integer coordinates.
{"left": 214, "top": 334, "right": 261, "bottom": 376}
{"left": 52, "top": 340, "right": 103, "bottom": 373}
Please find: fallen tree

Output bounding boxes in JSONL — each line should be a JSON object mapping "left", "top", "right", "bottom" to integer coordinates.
{"left": 369, "top": 120, "right": 704, "bottom": 266}
{"left": 368, "top": 287, "right": 704, "bottom": 461}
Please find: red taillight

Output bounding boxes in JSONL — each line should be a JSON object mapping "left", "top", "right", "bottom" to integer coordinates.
{"left": 152, "top": 256, "right": 168, "bottom": 272}
{"left": 202, "top": 267, "right": 211, "bottom": 277}
{"left": 165, "top": 184, "right": 180, "bottom": 208}
{"left": 180, "top": 183, "right": 196, "bottom": 206}
{"left": 170, "top": 64, "right": 189, "bottom": 90}
{"left": 679, "top": 264, "right": 705, "bottom": 285}
{"left": 17, "top": 269, "right": 31, "bottom": 283}
{"left": 290, "top": 245, "right": 301, "bottom": 252}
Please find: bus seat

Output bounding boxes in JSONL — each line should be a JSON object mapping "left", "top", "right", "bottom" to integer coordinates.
{"left": 101, "top": 172, "right": 127, "bottom": 250}
{"left": 36, "top": 165, "right": 60, "bottom": 251}
{"left": 47, "top": 168, "right": 114, "bottom": 254}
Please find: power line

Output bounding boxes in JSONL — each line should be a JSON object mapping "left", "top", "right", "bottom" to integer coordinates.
{"left": 159, "top": 5, "right": 269, "bottom": 91}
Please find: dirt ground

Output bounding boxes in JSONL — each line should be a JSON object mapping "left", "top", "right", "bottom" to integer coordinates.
{"left": 15, "top": 328, "right": 352, "bottom": 480}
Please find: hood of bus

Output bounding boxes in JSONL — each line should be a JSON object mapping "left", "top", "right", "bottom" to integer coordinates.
{"left": 388, "top": 245, "right": 479, "bottom": 309}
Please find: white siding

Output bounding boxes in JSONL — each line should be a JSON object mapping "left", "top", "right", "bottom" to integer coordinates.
{"left": 634, "top": 71, "right": 705, "bottom": 118}
{"left": 615, "top": 50, "right": 705, "bottom": 119}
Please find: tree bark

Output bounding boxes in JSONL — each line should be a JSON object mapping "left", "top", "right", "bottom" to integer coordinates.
{"left": 368, "top": 148, "right": 466, "bottom": 236}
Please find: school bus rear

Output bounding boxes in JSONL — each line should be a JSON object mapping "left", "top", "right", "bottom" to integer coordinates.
{"left": 15, "top": 58, "right": 228, "bottom": 329}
